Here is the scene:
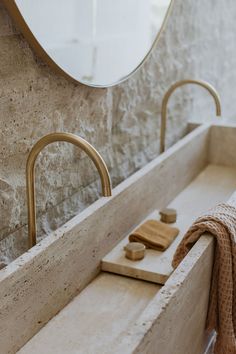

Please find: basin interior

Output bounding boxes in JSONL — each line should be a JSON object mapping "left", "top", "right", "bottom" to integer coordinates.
{"left": 17, "top": 163, "right": 236, "bottom": 354}
{"left": 102, "top": 164, "right": 236, "bottom": 284}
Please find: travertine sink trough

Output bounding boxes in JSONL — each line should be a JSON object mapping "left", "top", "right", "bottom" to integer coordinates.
{"left": 1, "top": 122, "right": 236, "bottom": 354}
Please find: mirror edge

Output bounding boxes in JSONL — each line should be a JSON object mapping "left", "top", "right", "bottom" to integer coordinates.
{"left": 2, "top": 0, "right": 175, "bottom": 88}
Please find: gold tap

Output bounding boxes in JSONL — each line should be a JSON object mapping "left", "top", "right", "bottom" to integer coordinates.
{"left": 26, "top": 132, "right": 112, "bottom": 248}
{"left": 160, "top": 79, "right": 222, "bottom": 153}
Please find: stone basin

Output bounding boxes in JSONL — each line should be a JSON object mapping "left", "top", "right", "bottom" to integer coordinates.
{"left": 1, "top": 122, "right": 236, "bottom": 354}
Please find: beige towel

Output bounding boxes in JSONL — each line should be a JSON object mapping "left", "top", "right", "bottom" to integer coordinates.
{"left": 172, "top": 203, "right": 236, "bottom": 354}
{"left": 129, "top": 220, "right": 179, "bottom": 251}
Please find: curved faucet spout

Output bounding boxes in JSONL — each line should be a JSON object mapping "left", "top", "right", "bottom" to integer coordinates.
{"left": 160, "top": 79, "right": 222, "bottom": 153}
{"left": 26, "top": 132, "right": 112, "bottom": 248}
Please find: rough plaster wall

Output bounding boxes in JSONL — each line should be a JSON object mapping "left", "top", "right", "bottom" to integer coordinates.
{"left": 0, "top": 0, "right": 235, "bottom": 264}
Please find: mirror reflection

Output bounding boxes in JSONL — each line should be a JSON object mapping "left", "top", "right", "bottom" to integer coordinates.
{"left": 14, "top": 0, "right": 172, "bottom": 87}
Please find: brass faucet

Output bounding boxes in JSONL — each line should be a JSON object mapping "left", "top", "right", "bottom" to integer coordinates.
{"left": 26, "top": 132, "right": 112, "bottom": 248}
{"left": 160, "top": 79, "right": 222, "bottom": 153}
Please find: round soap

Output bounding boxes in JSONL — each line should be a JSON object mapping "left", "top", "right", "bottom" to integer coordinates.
{"left": 124, "top": 242, "right": 146, "bottom": 261}
{"left": 159, "top": 208, "right": 177, "bottom": 223}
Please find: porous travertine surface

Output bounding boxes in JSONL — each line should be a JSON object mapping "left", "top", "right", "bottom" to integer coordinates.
{"left": 0, "top": 0, "right": 235, "bottom": 263}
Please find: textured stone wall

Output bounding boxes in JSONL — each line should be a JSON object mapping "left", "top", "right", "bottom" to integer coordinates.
{"left": 0, "top": 0, "right": 235, "bottom": 264}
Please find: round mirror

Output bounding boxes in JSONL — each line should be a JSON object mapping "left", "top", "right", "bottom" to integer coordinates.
{"left": 4, "top": 0, "right": 173, "bottom": 87}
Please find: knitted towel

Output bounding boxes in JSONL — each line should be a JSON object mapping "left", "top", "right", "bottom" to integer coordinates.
{"left": 172, "top": 203, "right": 236, "bottom": 354}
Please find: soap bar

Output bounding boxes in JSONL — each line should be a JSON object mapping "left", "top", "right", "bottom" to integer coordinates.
{"left": 124, "top": 242, "right": 146, "bottom": 261}
{"left": 129, "top": 220, "right": 179, "bottom": 251}
{"left": 159, "top": 208, "right": 177, "bottom": 223}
